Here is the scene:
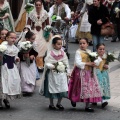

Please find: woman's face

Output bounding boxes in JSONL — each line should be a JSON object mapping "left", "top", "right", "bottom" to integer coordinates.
{"left": 35, "top": 1, "right": 42, "bottom": 11}
{"left": 93, "top": 0, "right": 100, "bottom": 7}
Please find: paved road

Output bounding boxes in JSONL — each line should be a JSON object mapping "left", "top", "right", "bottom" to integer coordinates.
{"left": 0, "top": 40, "right": 120, "bottom": 120}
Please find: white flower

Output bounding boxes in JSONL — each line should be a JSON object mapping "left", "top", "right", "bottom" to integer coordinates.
{"left": 115, "top": 7, "right": 120, "bottom": 13}
{"left": 1, "top": 41, "right": 8, "bottom": 45}
{"left": 44, "top": 25, "right": 52, "bottom": 31}
{"left": 58, "top": 61, "right": 64, "bottom": 65}
{"left": 0, "top": 44, "right": 7, "bottom": 52}
{"left": 56, "top": 16, "right": 61, "bottom": 20}
{"left": 19, "top": 41, "right": 32, "bottom": 51}
{"left": 108, "top": 52, "right": 112, "bottom": 55}
{"left": 57, "top": 64, "right": 66, "bottom": 72}
{"left": 102, "top": 53, "right": 107, "bottom": 59}
{"left": 89, "top": 52, "right": 97, "bottom": 57}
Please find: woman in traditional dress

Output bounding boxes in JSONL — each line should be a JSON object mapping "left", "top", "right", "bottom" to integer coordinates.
{"left": 27, "top": 0, "right": 50, "bottom": 69}
{"left": 76, "top": 0, "right": 93, "bottom": 45}
{"left": 0, "top": 0, "right": 14, "bottom": 31}
{"left": 15, "top": 0, "right": 34, "bottom": 32}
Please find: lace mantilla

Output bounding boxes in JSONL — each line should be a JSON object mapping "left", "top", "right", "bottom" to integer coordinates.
{"left": 29, "top": 9, "right": 49, "bottom": 27}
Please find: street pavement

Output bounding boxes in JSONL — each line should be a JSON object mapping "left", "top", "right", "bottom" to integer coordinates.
{"left": 0, "top": 40, "right": 120, "bottom": 120}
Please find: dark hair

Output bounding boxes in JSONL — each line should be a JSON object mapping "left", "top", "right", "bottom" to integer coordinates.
{"left": 0, "top": 29, "right": 8, "bottom": 33}
{"left": 52, "top": 37, "right": 62, "bottom": 44}
{"left": 6, "top": 31, "right": 16, "bottom": 38}
{"left": 25, "top": 31, "right": 35, "bottom": 39}
{"left": 34, "top": 0, "right": 42, "bottom": 4}
{"left": 96, "top": 43, "right": 105, "bottom": 49}
{"left": 79, "top": 38, "right": 89, "bottom": 44}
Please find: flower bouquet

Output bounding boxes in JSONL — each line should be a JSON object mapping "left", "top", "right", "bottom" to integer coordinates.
{"left": 24, "top": 3, "right": 34, "bottom": 14}
{"left": 19, "top": 41, "right": 32, "bottom": 66}
{"left": 87, "top": 52, "right": 98, "bottom": 77}
{"left": 51, "top": 15, "right": 62, "bottom": 21}
{"left": 105, "top": 52, "right": 116, "bottom": 64}
{"left": 43, "top": 25, "right": 52, "bottom": 42}
{"left": 115, "top": 7, "right": 120, "bottom": 18}
{"left": 53, "top": 61, "right": 67, "bottom": 73}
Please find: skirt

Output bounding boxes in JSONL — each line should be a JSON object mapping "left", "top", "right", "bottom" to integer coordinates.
{"left": 96, "top": 69, "right": 110, "bottom": 100}
{"left": 68, "top": 66, "right": 102, "bottom": 103}
{"left": 43, "top": 70, "right": 68, "bottom": 99}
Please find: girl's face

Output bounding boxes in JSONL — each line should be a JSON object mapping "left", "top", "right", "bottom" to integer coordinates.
{"left": 97, "top": 45, "right": 105, "bottom": 56}
{"left": 79, "top": 39, "right": 88, "bottom": 50}
{"left": 6, "top": 33, "right": 17, "bottom": 45}
{"left": 26, "top": 35, "right": 36, "bottom": 43}
{"left": 53, "top": 40, "right": 62, "bottom": 50}
{"left": 35, "top": 1, "right": 42, "bottom": 11}
{"left": 0, "top": 30, "right": 8, "bottom": 40}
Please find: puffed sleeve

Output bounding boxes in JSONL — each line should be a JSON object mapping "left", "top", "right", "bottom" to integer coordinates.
{"left": 74, "top": 50, "right": 86, "bottom": 69}
{"left": 64, "top": 4, "right": 71, "bottom": 19}
{"left": 48, "top": 5, "right": 54, "bottom": 17}
{"left": 94, "top": 56, "right": 102, "bottom": 66}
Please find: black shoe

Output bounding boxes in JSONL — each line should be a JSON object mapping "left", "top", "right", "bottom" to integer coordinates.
{"left": 111, "top": 39, "right": 117, "bottom": 42}
{"left": 92, "top": 103, "right": 97, "bottom": 106}
{"left": 85, "top": 107, "right": 94, "bottom": 112}
{"left": 71, "top": 101, "right": 76, "bottom": 107}
{"left": 102, "top": 102, "right": 108, "bottom": 108}
{"left": 0, "top": 106, "right": 3, "bottom": 110}
{"left": 49, "top": 105, "right": 56, "bottom": 110}
{"left": 3, "top": 99, "right": 10, "bottom": 109}
{"left": 56, "top": 104, "right": 64, "bottom": 110}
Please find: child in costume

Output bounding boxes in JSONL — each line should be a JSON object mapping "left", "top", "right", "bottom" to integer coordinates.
{"left": 39, "top": 36, "right": 70, "bottom": 110}
{"left": 18, "top": 31, "right": 38, "bottom": 95}
{"left": 1, "top": 32, "right": 21, "bottom": 109}
{"left": 94, "top": 43, "right": 110, "bottom": 108}
{"left": 68, "top": 38, "right": 102, "bottom": 112}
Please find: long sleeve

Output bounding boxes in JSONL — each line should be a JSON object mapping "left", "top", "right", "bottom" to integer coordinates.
{"left": 80, "top": 3, "right": 87, "bottom": 14}
{"left": 48, "top": 5, "right": 54, "bottom": 17}
{"left": 64, "top": 4, "right": 71, "bottom": 19}
{"left": 74, "top": 50, "right": 85, "bottom": 69}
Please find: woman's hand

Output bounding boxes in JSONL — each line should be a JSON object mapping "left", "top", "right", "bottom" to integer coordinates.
{"left": 97, "top": 19, "right": 103, "bottom": 25}
{"left": 30, "top": 55, "right": 35, "bottom": 60}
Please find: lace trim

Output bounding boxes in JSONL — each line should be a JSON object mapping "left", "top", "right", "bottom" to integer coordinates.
{"left": 29, "top": 10, "right": 48, "bottom": 27}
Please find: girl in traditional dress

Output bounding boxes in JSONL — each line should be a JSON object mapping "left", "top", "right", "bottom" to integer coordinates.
{"left": 94, "top": 43, "right": 110, "bottom": 108}
{"left": 18, "top": 31, "right": 38, "bottom": 95}
{"left": 27, "top": 0, "right": 51, "bottom": 70}
{"left": 0, "top": 29, "right": 8, "bottom": 44}
{"left": 68, "top": 38, "right": 102, "bottom": 112}
{"left": 0, "top": 0, "right": 14, "bottom": 31}
{"left": 1, "top": 31, "right": 21, "bottom": 109}
{"left": 39, "top": 36, "right": 70, "bottom": 110}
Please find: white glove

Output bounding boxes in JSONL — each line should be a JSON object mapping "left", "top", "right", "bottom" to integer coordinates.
{"left": 46, "top": 63, "right": 55, "bottom": 69}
